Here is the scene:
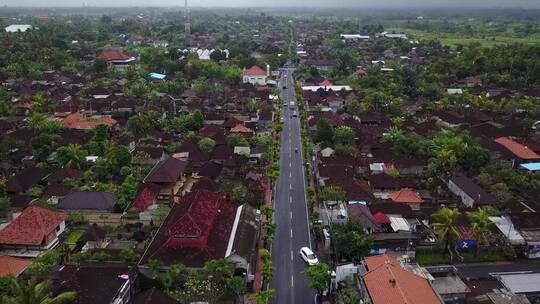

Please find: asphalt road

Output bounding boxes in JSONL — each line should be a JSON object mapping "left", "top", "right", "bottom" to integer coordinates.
{"left": 456, "top": 259, "right": 540, "bottom": 279}
{"left": 269, "top": 68, "right": 316, "bottom": 304}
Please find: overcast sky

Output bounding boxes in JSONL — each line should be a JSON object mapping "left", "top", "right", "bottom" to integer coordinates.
{"left": 2, "top": 0, "right": 540, "bottom": 8}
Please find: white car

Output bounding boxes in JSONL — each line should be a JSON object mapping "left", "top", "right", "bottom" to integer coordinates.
{"left": 299, "top": 247, "right": 319, "bottom": 266}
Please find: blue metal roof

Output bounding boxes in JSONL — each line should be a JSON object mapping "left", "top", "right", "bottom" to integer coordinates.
{"left": 149, "top": 72, "right": 166, "bottom": 80}
{"left": 520, "top": 162, "right": 540, "bottom": 171}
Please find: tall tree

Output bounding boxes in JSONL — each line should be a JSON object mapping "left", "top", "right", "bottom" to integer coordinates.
{"left": 432, "top": 208, "right": 461, "bottom": 255}
{"left": 127, "top": 116, "right": 150, "bottom": 135}
{"left": 466, "top": 208, "right": 493, "bottom": 254}
{"left": 117, "top": 174, "right": 138, "bottom": 210}
{"left": 106, "top": 145, "right": 132, "bottom": 174}
{"left": 333, "top": 127, "right": 355, "bottom": 145}
{"left": 315, "top": 118, "right": 334, "bottom": 143}
{"left": 303, "top": 263, "right": 331, "bottom": 299}
{"left": 93, "top": 124, "right": 109, "bottom": 142}
{"left": 332, "top": 219, "right": 373, "bottom": 262}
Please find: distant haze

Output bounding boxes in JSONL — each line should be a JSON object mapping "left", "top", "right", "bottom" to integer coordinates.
{"left": 3, "top": 0, "right": 540, "bottom": 8}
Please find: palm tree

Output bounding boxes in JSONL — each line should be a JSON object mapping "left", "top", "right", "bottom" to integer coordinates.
{"left": 467, "top": 208, "right": 493, "bottom": 255}
{"left": 56, "top": 144, "right": 88, "bottom": 169}
{"left": 146, "top": 259, "right": 162, "bottom": 279}
{"left": 204, "top": 259, "right": 234, "bottom": 285}
{"left": 1, "top": 277, "right": 76, "bottom": 304}
{"left": 431, "top": 208, "right": 461, "bottom": 255}
{"left": 381, "top": 126, "right": 404, "bottom": 143}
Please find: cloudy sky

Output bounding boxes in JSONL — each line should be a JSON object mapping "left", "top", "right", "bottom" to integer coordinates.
{"left": 3, "top": 0, "right": 540, "bottom": 8}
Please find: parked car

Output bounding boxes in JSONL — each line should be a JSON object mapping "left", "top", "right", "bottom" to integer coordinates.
{"left": 299, "top": 247, "right": 319, "bottom": 266}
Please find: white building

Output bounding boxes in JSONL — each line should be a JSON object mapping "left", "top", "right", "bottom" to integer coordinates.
{"left": 243, "top": 65, "right": 268, "bottom": 86}
{"left": 302, "top": 85, "right": 352, "bottom": 92}
{"left": 340, "top": 34, "right": 370, "bottom": 41}
{"left": 382, "top": 32, "right": 408, "bottom": 39}
{"left": 5, "top": 24, "right": 32, "bottom": 33}
{"left": 181, "top": 48, "right": 230, "bottom": 61}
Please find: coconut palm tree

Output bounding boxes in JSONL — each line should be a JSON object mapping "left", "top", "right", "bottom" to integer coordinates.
{"left": 55, "top": 144, "right": 88, "bottom": 169}
{"left": 381, "top": 126, "right": 404, "bottom": 143}
{"left": 146, "top": 259, "right": 162, "bottom": 279}
{"left": 431, "top": 208, "right": 461, "bottom": 255}
{"left": 467, "top": 208, "right": 493, "bottom": 254}
{"left": 1, "top": 277, "right": 76, "bottom": 304}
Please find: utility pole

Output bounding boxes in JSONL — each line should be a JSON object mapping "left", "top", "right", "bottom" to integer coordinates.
{"left": 184, "top": 0, "right": 191, "bottom": 47}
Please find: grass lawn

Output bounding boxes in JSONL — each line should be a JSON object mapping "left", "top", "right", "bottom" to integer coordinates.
{"left": 415, "top": 251, "right": 509, "bottom": 266}
{"left": 65, "top": 230, "right": 85, "bottom": 249}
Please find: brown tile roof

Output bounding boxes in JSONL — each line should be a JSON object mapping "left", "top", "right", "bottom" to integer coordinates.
{"left": 0, "top": 256, "right": 31, "bottom": 277}
{"left": 44, "top": 168, "right": 83, "bottom": 183}
{"left": 58, "top": 191, "right": 117, "bottom": 211}
{"left": 364, "top": 255, "right": 441, "bottom": 304}
{"left": 47, "top": 264, "right": 131, "bottom": 304}
{"left": 0, "top": 206, "right": 68, "bottom": 246}
{"left": 144, "top": 157, "right": 187, "bottom": 184}
{"left": 449, "top": 173, "right": 498, "bottom": 206}
{"left": 347, "top": 204, "right": 381, "bottom": 231}
{"left": 6, "top": 167, "right": 50, "bottom": 194}
{"left": 494, "top": 137, "right": 540, "bottom": 160}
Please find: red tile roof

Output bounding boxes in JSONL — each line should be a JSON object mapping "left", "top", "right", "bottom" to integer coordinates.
{"left": 365, "top": 254, "right": 399, "bottom": 269}
{"left": 319, "top": 79, "right": 334, "bottom": 87}
{"left": 99, "top": 50, "right": 132, "bottom": 62}
{"left": 164, "top": 190, "right": 222, "bottom": 250}
{"left": 372, "top": 212, "right": 391, "bottom": 224}
{"left": 62, "top": 113, "right": 117, "bottom": 130}
{"left": 389, "top": 189, "right": 423, "bottom": 204}
{"left": 495, "top": 137, "right": 540, "bottom": 160}
{"left": 0, "top": 206, "right": 68, "bottom": 246}
{"left": 0, "top": 256, "right": 31, "bottom": 277}
{"left": 243, "top": 65, "right": 266, "bottom": 76}
{"left": 364, "top": 255, "right": 441, "bottom": 304}
{"left": 132, "top": 184, "right": 160, "bottom": 212}
{"left": 230, "top": 124, "right": 253, "bottom": 133}
{"left": 141, "top": 190, "right": 238, "bottom": 267}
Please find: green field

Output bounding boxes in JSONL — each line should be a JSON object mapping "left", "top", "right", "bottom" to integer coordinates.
{"left": 387, "top": 26, "right": 540, "bottom": 49}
